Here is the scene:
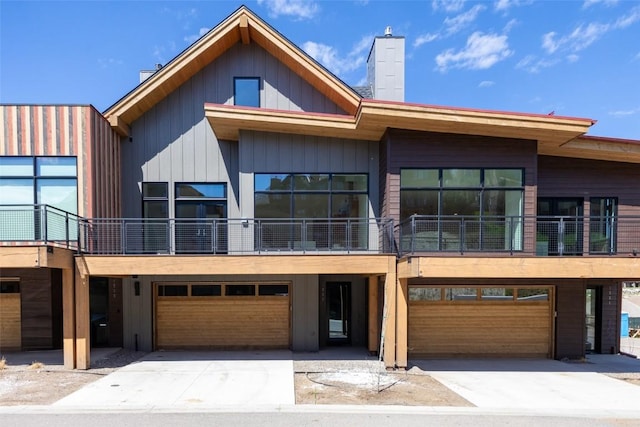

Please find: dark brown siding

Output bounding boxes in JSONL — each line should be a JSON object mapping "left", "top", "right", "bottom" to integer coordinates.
{"left": 108, "top": 278, "right": 124, "bottom": 347}
{"left": 555, "top": 282, "right": 586, "bottom": 359}
{"left": 538, "top": 156, "right": 640, "bottom": 215}
{"left": 1, "top": 268, "right": 59, "bottom": 350}
{"left": 384, "top": 130, "right": 538, "bottom": 223}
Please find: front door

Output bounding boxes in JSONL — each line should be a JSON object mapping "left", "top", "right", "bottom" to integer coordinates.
{"left": 326, "top": 282, "right": 351, "bottom": 345}
{"left": 585, "top": 287, "right": 601, "bottom": 353}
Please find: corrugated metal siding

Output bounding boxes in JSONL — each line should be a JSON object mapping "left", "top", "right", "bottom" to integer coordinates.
{"left": 383, "top": 129, "right": 537, "bottom": 225}
{"left": 0, "top": 105, "right": 120, "bottom": 219}
{"left": 538, "top": 156, "right": 640, "bottom": 216}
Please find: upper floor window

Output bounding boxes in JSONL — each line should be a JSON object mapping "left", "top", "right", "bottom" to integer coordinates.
{"left": 234, "top": 77, "right": 260, "bottom": 107}
{"left": 0, "top": 156, "right": 77, "bottom": 214}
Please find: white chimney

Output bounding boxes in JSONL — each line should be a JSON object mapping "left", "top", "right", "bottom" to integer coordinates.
{"left": 139, "top": 63, "right": 163, "bottom": 83}
{"left": 367, "top": 27, "right": 405, "bottom": 102}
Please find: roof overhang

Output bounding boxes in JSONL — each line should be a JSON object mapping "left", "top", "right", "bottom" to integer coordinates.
{"left": 103, "top": 6, "right": 360, "bottom": 137}
{"left": 205, "top": 98, "right": 599, "bottom": 150}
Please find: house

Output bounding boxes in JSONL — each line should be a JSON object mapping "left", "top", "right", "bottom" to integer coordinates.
{"left": 1, "top": 6, "right": 639, "bottom": 369}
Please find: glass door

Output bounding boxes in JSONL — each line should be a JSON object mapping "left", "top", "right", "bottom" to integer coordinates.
{"left": 326, "top": 282, "right": 351, "bottom": 344}
{"left": 175, "top": 183, "right": 226, "bottom": 254}
{"left": 585, "top": 287, "right": 601, "bottom": 353}
{"left": 537, "top": 198, "right": 584, "bottom": 255}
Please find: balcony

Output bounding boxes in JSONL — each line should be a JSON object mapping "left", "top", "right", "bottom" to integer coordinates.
{"left": 398, "top": 215, "right": 640, "bottom": 257}
{"left": 0, "top": 205, "right": 394, "bottom": 255}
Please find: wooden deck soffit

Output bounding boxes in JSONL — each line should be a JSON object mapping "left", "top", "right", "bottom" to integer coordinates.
{"left": 398, "top": 256, "right": 640, "bottom": 280}
{"left": 103, "top": 6, "right": 360, "bottom": 137}
{"left": 77, "top": 255, "right": 394, "bottom": 277}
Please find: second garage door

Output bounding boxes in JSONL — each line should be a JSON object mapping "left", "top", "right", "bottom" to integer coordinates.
{"left": 409, "top": 286, "right": 553, "bottom": 358}
{"left": 155, "top": 282, "right": 290, "bottom": 349}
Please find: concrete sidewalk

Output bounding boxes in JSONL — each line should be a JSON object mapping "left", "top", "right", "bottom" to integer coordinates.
{"left": 53, "top": 351, "right": 295, "bottom": 409}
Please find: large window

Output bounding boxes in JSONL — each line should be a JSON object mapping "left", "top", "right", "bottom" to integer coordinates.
{"left": 234, "top": 77, "right": 260, "bottom": 107}
{"left": 0, "top": 156, "right": 77, "bottom": 241}
{"left": 140, "top": 182, "right": 169, "bottom": 252}
{"left": 400, "top": 168, "right": 523, "bottom": 251}
{"left": 255, "top": 173, "right": 368, "bottom": 250}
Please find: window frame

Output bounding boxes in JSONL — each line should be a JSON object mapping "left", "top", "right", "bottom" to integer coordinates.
{"left": 234, "top": 77, "right": 260, "bottom": 108}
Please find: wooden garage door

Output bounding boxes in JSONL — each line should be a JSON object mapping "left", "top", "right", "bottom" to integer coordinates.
{"left": 155, "top": 282, "right": 290, "bottom": 349}
{"left": 409, "top": 286, "right": 552, "bottom": 358}
{"left": 0, "top": 283, "right": 22, "bottom": 351}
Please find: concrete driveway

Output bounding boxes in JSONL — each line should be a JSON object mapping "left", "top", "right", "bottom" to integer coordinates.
{"left": 412, "top": 355, "right": 640, "bottom": 412}
{"left": 54, "top": 350, "right": 295, "bottom": 409}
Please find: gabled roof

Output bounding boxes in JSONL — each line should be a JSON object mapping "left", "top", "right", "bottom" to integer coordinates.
{"left": 103, "top": 6, "right": 361, "bottom": 137}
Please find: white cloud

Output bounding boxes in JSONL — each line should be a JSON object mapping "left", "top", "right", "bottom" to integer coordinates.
{"left": 303, "top": 35, "right": 373, "bottom": 76}
{"left": 435, "top": 32, "right": 513, "bottom": 72}
{"left": 583, "top": 0, "right": 618, "bottom": 9}
{"left": 567, "top": 54, "right": 580, "bottom": 62}
{"left": 257, "top": 0, "right": 319, "bottom": 20}
{"left": 432, "top": 0, "right": 466, "bottom": 13}
{"left": 444, "top": 4, "right": 486, "bottom": 35}
{"left": 614, "top": 5, "right": 640, "bottom": 29}
{"left": 541, "top": 6, "right": 639, "bottom": 56}
{"left": 98, "top": 58, "right": 123, "bottom": 68}
{"left": 184, "top": 27, "right": 210, "bottom": 44}
{"left": 414, "top": 33, "right": 440, "bottom": 48}
{"left": 608, "top": 107, "right": 639, "bottom": 117}
{"left": 479, "top": 80, "right": 495, "bottom": 88}
{"left": 503, "top": 19, "right": 518, "bottom": 33}
{"left": 515, "top": 54, "right": 559, "bottom": 73}
{"left": 494, "top": 0, "right": 533, "bottom": 12}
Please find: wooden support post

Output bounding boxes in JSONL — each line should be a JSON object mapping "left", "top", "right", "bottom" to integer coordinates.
{"left": 367, "top": 275, "right": 379, "bottom": 353}
{"left": 62, "top": 267, "right": 76, "bottom": 369}
{"left": 75, "top": 262, "right": 90, "bottom": 370}
{"left": 396, "top": 278, "right": 408, "bottom": 369}
{"left": 383, "top": 257, "right": 397, "bottom": 369}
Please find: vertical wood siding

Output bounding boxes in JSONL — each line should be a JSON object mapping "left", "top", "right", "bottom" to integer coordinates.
{"left": 383, "top": 129, "right": 538, "bottom": 223}
{"left": 0, "top": 105, "right": 121, "bottom": 219}
{"left": 122, "top": 42, "right": 347, "bottom": 218}
{"left": 538, "top": 156, "right": 640, "bottom": 215}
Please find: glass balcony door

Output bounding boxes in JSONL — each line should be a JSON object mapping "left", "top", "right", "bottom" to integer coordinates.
{"left": 537, "top": 198, "right": 584, "bottom": 256}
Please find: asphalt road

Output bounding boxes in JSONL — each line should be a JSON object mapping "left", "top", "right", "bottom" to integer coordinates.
{"left": 0, "top": 412, "right": 636, "bottom": 427}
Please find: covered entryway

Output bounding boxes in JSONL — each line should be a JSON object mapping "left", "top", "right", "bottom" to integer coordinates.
{"left": 154, "top": 281, "right": 290, "bottom": 349}
{"left": 408, "top": 285, "right": 553, "bottom": 358}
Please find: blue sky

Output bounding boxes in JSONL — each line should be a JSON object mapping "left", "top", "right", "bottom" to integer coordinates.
{"left": 1, "top": 0, "right": 639, "bottom": 139}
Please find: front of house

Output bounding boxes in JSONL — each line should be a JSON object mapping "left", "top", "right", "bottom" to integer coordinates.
{"left": 1, "top": 6, "right": 639, "bottom": 370}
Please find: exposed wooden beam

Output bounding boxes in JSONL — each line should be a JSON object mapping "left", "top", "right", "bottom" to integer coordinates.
{"left": 0, "top": 246, "right": 74, "bottom": 270}
{"left": 367, "top": 275, "right": 379, "bottom": 354}
{"left": 239, "top": 14, "right": 250, "bottom": 44}
{"left": 402, "top": 256, "right": 640, "bottom": 279}
{"left": 62, "top": 267, "right": 76, "bottom": 369}
{"left": 396, "top": 277, "right": 408, "bottom": 369}
{"left": 75, "top": 262, "right": 90, "bottom": 370}
{"left": 108, "top": 115, "right": 130, "bottom": 138}
{"left": 78, "top": 255, "right": 393, "bottom": 276}
{"left": 383, "top": 256, "right": 397, "bottom": 369}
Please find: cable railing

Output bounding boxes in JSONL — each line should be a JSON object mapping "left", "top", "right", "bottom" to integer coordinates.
{"left": 398, "top": 214, "right": 640, "bottom": 256}
{"left": 0, "top": 204, "right": 80, "bottom": 249}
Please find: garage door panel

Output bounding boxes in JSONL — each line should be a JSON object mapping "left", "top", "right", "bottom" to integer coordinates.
{"left": 409, "top": 286, "right": 552, "bottom": 358}
{"left": 157, "top": 296, "right": 289, "bottom": 349}
{"left": 0, "top": 294, "right": 21, "bottom": 350}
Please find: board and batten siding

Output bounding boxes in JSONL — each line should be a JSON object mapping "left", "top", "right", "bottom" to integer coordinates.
{"left": 537, "top": 156, "right": 640, "bottom": 216}
{"left": 0, "top": 105, "right": 121, "bottom": 219}
{"left": 383, "top": 129, "right": 538, "bottom": 228}
{"left": 238, "top": 130, "right": 379, "bottom": 219}
{"left": 121, "top": 42, "right": 346, "bottom": 219}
